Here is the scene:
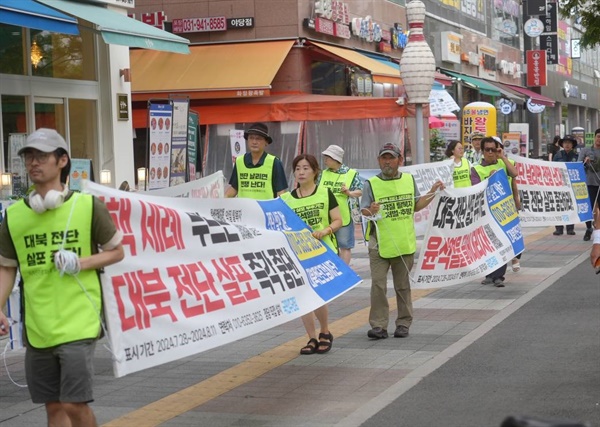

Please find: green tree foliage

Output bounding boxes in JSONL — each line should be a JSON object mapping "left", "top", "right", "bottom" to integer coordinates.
{"left": 429, "top": 129, "right": 447, "bottom": 162}
{"left": 560, "top": 0, "right": 600, "bottom": 48}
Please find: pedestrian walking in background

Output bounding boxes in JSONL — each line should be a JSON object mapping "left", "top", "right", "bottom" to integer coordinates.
{"left": 470, "top": 137, "right": 519, "bottom": 287}
{"left": 553, "top": 135, "right": 579, "bottom": 236}
{"left": 0, "top": 128, "right": 125, "bottom": 427}
{"left": 225, "top": 122, "right": 287, "bottom": 199}
{"left": 547, "top": 135, "right": 561, "bottom": 161}
{"left": 445, "top": 140, "right": 472, "bottom": 188}
{"left": 281, "top": 154, "right": 342, "bottom": 355}
{"left": 465, "top": 132, "right": 484, "bottom": 165}
{"left": 361, "top": 143, "right": 444, "bottom": 340}
{"left": 318, "top": 144, "right": 363, "bottom": 265}
{"left": 577, "top": 128, "right": 600, "bottom": 241}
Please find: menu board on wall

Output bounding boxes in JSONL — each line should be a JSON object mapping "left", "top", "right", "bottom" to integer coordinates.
{"left": 169, "top": 98, "right": 189, "bottom": 187}
{"left": 148, "top": 102, "right": 173, "bottom": 190}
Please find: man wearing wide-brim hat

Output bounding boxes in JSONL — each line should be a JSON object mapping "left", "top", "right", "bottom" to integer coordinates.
{"left": 552, "top": 135, "right": 578, "bottom": 236}
{"left": 318, "top": 144, "right": 363, "bottom": 265}
{"left": 225, "top": 122, "right": 287, "bottom": 199}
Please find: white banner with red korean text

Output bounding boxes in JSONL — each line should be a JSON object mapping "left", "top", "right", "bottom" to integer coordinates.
{"left": 509, "top": 155, "right": 592, "bottom": 226}
{"left": 138, "top": 171, "right": 225, "bottom": 199}
{"left": 84, "top": 181, "right": 361, "bottom": 377}
{"left": 414, "top": 170, "right": 524, "bottom": 288}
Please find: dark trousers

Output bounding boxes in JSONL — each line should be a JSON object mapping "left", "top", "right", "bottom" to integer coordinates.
{"left": 555, "top": 224, "right": 574, "bottom": 233}
{"left": 486, "top": 263, "right": 507, "bottom": 281}
{"left": 585, "top": 185, "right": 599, "bottom": 230}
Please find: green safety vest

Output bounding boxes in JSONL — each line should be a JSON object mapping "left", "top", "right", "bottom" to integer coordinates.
{"left": 281, "top": 186, "right": 338, "bottom": 252}
{"left": 319, "top": 169, "right": 358, "bottom": 226}
{"left": 474, "top": 161, "right": 507, "bottom": 182}
{"left": 236, "top": 154, "right": 276, "bottom": 200}
{"left": 366, "top": 174, "right": 416, "bottom": 258}
{"left": 453, "top": 158, "right": 472, "bottom": 188}
{"left": 7, "top": 194, "right": 101, "bottom": 348}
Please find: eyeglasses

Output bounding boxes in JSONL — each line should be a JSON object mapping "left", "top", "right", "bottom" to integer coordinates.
{"left": 484, "top": 147, "right": 497, "bottom": 153}
{"left": 22, "top": 151, "right": 53, "bottom": 164}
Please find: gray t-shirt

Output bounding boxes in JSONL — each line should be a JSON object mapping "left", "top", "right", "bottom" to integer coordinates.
{"left": 577, "top": 147, "right": 600, "bottom": 186}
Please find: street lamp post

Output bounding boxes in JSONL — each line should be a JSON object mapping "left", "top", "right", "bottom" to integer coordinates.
{"left": 399, "top": 0, "right": 436, "bottom": 165}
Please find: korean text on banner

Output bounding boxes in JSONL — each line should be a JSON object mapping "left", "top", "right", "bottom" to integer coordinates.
{"left": 510, "top": 155, "right": 592, "bottom": 226}
{"left": 84, "top": 181, "right": 362, "bottom": 377}
{"left": 138, "top": 171, "right": 224, "bottom": 198}
{"left": 414, "top": 170, "right": 524, "bottom": 288}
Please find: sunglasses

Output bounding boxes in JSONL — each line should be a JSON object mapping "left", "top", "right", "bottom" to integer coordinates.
{"left": 484, "top": 147, "right": 498, "bottom": 153}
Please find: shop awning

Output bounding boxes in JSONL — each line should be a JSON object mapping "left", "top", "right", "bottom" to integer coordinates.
{"left": 133, "top": 94, "right": 410, "bottom": 127}
{"left": 434, "top": 71, "right": 453, "bottom": 87}
{"left": 130, "top": 41, "right": 295, "bottom": 100}
{"left": 499, "top": 83, "right": 556, "bottom": 106}
{"left": 36, "top": 0, "right": 189, "bottom": 54}
{"left": 0, "top": 0, "right": 78, "bottom": 35}
{"left": 442, "top": 70, "right": 501, "bottom": 97}
{"left": 310, "top": 41, "right": 402, "bottom": 85}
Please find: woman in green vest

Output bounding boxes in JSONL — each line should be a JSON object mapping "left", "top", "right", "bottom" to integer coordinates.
{"left": 281, "top": 154, "right": 342, "bottom": 355}
{"left": 445, "top": 140, "right": 472, "bottom": 188}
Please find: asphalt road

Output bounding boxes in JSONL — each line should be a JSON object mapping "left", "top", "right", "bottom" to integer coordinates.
{"left": 362, "top": 258, "right": 600, "bottom": 427}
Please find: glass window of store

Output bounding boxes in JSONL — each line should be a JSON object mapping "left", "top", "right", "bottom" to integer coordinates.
{"left": 1, "top": 24, "right": 99, "bottom": 180}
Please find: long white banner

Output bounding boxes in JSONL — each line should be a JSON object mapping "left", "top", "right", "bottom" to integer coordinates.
{"left": 85, "top": 181, "right": 361, "bottom": 377}
{"left": 509, "top": 155, "right": 592, "bottom": 226}
{"left": 413, "top": 170, "right": 525, "bottom": 288}
{"left": 139, "top": 171, "right": 225, "bottom": 198}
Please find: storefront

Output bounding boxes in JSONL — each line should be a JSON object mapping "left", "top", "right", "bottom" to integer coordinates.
{"left": 0, "top": 0, "right": 188, "bottom": 193}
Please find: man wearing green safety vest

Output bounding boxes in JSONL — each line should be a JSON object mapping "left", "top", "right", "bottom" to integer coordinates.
{"left": 318, "top": 144, "right": 363, "bottom": 265}
{"left": 470, "top": 136, "right": 519, "bottom": 288}
{"left": 0, "top": 128, "right": 124, "bottom": 427}
{"left": 225, "top": 122, "right": 288, "bottom": 199}
{"left": 361, "top": 143, "right": 445, "bottom": 340}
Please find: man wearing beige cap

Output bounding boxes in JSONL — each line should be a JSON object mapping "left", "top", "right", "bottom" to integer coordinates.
{"left": 360, "top": 143, "right": 444, "bottom": 340}
{"left": 465, "top": 132, "right": 484, "bottom": 165}
{"left": 0, "top": 128, "right": 124, "bottom": 427}
{"left": 318, "top": 144, "right": 363, "bottom": 264}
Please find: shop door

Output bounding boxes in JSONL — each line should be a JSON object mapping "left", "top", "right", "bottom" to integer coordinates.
{"left": 34, "top": 97, "right": 66, "bottom": 136}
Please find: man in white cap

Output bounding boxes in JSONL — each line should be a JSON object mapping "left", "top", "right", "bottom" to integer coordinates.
{"left": 318, "top": 144, "right": 363, "bottom": 264}
{"left": 361, "top": 143, "right": 444, "bottom": 340}
{"left": 225, "top": 122, "right": 287, "bottom": 199}
{"left": 0, "top": 128, "right": 124, "bottom": 427}
{"left": 465, "top": 132, "right": 484, "bottom": 165}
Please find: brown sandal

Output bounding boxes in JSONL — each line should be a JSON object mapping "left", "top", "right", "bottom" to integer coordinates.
{"left": 316, "top": 332, "right": 333, "bottom": 354}
{"left": 300, "top": 338, "right": 319, "bottom": 355}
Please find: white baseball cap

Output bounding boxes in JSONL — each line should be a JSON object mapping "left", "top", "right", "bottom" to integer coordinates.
{"left": 18, "top": 128, "right": 69, "bottom": 155}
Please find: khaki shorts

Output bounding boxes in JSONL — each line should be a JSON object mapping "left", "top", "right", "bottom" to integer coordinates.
{"left": 26, "top": 339, "right": 96, "bottom": 404}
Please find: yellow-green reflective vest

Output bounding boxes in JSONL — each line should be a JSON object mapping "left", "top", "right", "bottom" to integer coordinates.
{"left": 453, "top": 158, "right": 472, "bottom": 188}
{"left": 7, "top": 194, "right": 101, "bottom": 348}
{"left": 281, "top": 186, "right": 338, "bottom": 252}
{"left": 236, "top": 154, "right": 275, "bottom": 200}
{"left": 366, "top": 174, "right": 416, "bottom": 258}
{"left": 319, "top": 169, "right": 357, "bottom": 226}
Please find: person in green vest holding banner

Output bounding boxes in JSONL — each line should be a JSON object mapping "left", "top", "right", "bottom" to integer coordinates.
{"left": 281, "top": 154, "right": 342, "bottom": 355}
{"left": 361, "top": 143, "right": 445, "bottom": 340}
{"left": 445, "top": 140, "right": 472, "bottom": 188}
{"left": 318, "top": 144, "right": 363, "bottom": 264}
{"left": 225, "top": 122, "right": 288, "bottom": 200}
{"left": 470, "top": 136, "right": 519, "bottom": 287}
{"left": 0, "top": 128, "right": 124, "bottom": 427}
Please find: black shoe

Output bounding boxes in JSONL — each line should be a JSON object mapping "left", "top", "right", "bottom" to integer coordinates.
{"left": 567, "top": 230, "right": 576, "bottom": 236}
{"left": 393, "top": 325, "right": 409, "bottom": 338}
{"left": 493, "top": 278, "right": 505, "bottom": 287}
{"left": 367, "top": 327, "right": 388, "bottom": 339}
{"left": 584, "top": 228, "right": 593, "bottom": 241}
{"left": 553, "top": 230, "right": 563, "bottom": 236}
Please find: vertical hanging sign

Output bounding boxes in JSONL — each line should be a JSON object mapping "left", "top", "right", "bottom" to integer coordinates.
{"left": 169, "top": 98, "right": 190, "bottom": 187}
{"left": 148, "top": 102, "right": 173, "bottom": 190}
{"left": 526, "top": 50, "right": 547, "bottom": 86}
{"left": 187, "top": 112, "right": 199, "bottom": 181}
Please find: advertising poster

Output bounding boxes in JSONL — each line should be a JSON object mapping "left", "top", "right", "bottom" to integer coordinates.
{"left": 84, "top": 181, "right": 362, "bottom": 377}
{"left": 8, "top": 133, "right": 28, "bottom": 197}
{"left": 462, "top": 102, "right": 497, "bottom": 144}
{"left": 187, "top": 112, "right": 198, "bottom": 181}
{"left": 69, "top": 159, "right": 93, "bottom": 191}
{"left": 170, "top": 99, "right": 189, "bottom": 187}
{"left": 148, "top": 102, "right": 173, "bottom": 190}
{"left": 509, "top": 123, "right": 529, "bottom": 156}
{"left": 230, "top": 129, "right": 246, "bottom": 165}
{"left": 501, "top": 132, "right": 521, "bottom": 157}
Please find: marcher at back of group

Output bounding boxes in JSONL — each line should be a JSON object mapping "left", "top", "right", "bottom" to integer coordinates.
{"left": 318, "top": 144, "right": 363, "bottom": 265}
{"left": 553, "top": 135, "right": 579, "bottom": 236}
{"left": 445, "top": 140, "right": 471, "bottom": 188}
{"left": 577, "top": 128, "right": 600, "bottom": 241}
{"left": 465, "top": 132, "right": 484, "bottom": 165}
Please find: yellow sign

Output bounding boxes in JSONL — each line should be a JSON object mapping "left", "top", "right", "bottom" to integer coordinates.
{"left": 462, "top": 102, "right": 497, "bottom": 143}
